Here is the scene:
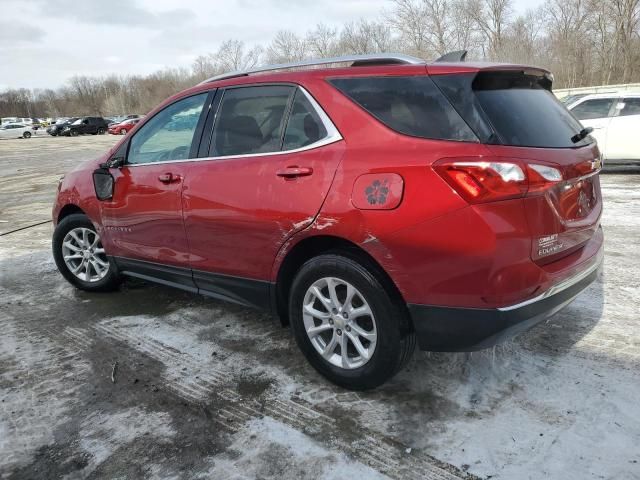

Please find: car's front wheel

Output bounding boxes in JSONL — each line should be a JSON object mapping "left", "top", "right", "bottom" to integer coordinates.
{"left": 70, "top": 130, "right": 78, "bottom": 137}
{"left": 23, "top": 131, "right": 31, "bottom": 139}
{"left": 120, "top": 128, "right": 127, "bottom": 135}
{"left": 52, "top": 213, "right": 121, "bottom": 292}
{"left": 289, "top": 254, "right": 415, "bottom": 390}
{"left": 97, "top": 127, "right": 105, "bottom": 135}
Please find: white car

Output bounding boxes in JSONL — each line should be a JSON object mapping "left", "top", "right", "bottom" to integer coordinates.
{"left": 1, "top": 117, "right": 32, "bottom": 126}
{"left": 566, "top": 93, "right": 640, "bottom": 166}
{"left": 0, "top": 123, "right": 34, "bottom": 139}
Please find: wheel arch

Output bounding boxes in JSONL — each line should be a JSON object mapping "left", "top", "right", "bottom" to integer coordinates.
{"left": 273, "top": 234, "right": 411, "bottom": 331}
{"left": 58, "top": 204, "right": 86, "bottom": 223}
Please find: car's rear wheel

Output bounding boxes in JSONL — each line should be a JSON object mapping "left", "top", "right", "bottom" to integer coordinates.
{"left": 52, "top": 213, "right": 121, "bottom": 292}
{"left": 97, "top": 127, "right": 105, "bottom": 135}
{"left": 289, "top": 254, "right": 415, "bottom": 390}
{"left": 120, "top": 128, "right": 127, "bottom": 135}
{"left": 23, "top": 131, "right": 31, "bottom": 139}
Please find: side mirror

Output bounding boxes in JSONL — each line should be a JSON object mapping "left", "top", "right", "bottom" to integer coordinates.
{"left": 99, "top": 156, "right": 125, "bottom": 169}
{"left": 93, "top": 168, "right": 114, "bottom": 200}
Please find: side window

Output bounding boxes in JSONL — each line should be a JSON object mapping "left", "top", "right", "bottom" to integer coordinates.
{"left": 282, "top": 89, "right": 328, "bottom": 150}
{"left": 329, "top": 76, "right": 478, "bottom": 142}
{"left": 212, "top": 86, "right": 293, "bottom": 156}
{"left": 128, "top": 93, "right": 208, "bottom": 165}
{"left": 570, "top": 99, "right": 614, "bottom": 120}
{"left": 618, "top": 98, "right": 640, "bottom": 117}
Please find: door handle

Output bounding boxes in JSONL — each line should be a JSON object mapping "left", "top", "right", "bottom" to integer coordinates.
{"left": 276, "top": 166, "right": 313, "bottom": 178}
{"left": 158, "top": 173, "right": 181, "bottom": 184}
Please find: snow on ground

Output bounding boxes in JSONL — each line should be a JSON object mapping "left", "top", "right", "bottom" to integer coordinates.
{"left": 0, "top": 136, "right": 639, "bottom": 479}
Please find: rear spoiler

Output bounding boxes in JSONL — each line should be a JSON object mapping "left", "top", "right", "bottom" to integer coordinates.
{"left": 435, "top": 50, "right": 467, "bottom": 62}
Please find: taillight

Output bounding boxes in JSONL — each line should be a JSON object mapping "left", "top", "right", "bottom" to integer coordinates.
{"left": 433, "top": 158, "right": 562, "bottom": 204}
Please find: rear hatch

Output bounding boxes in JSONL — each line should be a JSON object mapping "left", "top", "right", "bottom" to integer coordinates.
{"left": 431, "top": 68, "right": 603, "bottom": 264}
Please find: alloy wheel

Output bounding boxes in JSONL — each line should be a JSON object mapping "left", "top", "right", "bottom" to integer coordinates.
{"left": 61, "top": 227, "right": 109, "bottom": 282}
{"left": 302, "top": 277, "right": 377, "bottom": 369}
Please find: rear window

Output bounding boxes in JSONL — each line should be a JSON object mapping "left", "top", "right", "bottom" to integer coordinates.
{"left": 329, "top": 76, "right": 478, "bottom": 142}
{"left": 432, "top": 72, "right": 590, "bottom": 148}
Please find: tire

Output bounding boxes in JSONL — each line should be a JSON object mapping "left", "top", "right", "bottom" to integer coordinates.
{"left": 120, "top": 128, "right": 127, "bottom": 135}
{"left": 289, "top": 254, "right": 415, "bottom": 390}
{"left": 52, "top": 213, "right": 121, "bottom": 292}
{"left": 97, "top": 128, "right": 105, "bottom": 135}
{"left": 70, "top": 130, "right": 79, "bottom": 137}
{"left": 23, "top": 131, "right": 31, "bottom": 139}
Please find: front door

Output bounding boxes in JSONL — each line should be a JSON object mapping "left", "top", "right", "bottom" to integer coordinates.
{"left": 100, "top": 92, "right": 210, "bottom": 284}
{"left": 182, "top": 85, "right": 344, "bottom": 306}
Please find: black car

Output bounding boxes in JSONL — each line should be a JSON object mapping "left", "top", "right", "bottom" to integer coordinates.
{"left": 47, "top": 118, "right": 78, "bottom": 136}
{"left": 61, "top": 117, "right": 109, "bottom": 136}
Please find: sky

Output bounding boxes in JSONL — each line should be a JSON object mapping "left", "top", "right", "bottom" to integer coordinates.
{"left": 0, "top": 0, "right": 542, "bottom": 90}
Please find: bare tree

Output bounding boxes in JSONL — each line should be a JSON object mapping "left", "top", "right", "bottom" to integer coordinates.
{"left": 5, "top": 1, "right": 640, "bottom": 119}
{"left": 266, "top": 30, "right": 307, "bottom": 64}
{"left": 463, "top": 0, "right": 514, "bottom": 59}
{"left": 339, "top": 19, "right": 396, "bottom": 54}
{"left": 306, "top": 24, "right": 342, "bottom": 58}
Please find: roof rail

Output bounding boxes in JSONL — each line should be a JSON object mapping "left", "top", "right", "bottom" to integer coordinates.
{"left": 435, "top": 50, "right": 468, "bottom": 62}
{"left": 199, "top": 53, "right": 425, "bottom": 84}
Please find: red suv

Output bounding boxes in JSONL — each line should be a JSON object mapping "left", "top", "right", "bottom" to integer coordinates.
{"left": 52, "top": 53, "right": 603, "bottom": 390}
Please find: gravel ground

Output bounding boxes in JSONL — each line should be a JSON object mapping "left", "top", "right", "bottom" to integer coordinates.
{"left": 1, "top": 135, "right": 639, "bottom": 480}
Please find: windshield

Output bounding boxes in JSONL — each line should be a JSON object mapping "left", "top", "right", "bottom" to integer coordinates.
{"left": 432, "top": 72, "right": 590, "bottom": 148}
{"left": 72, "top": 118, "right": 83, "bottom": 125}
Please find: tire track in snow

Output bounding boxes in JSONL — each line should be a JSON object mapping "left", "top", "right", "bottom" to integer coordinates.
{"left": 93, "top": 315, "right": 474, "bottom": 480}
{"left": 0, "top": 316, "right": 92, "bottom": 475}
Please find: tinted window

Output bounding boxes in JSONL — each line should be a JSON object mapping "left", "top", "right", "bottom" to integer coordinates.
{"left": 570, "top": 99, "right": 614, "bottom": 120}
{"left": 329, "top": 76, "right": 477, "bottom": 142}
{"left": 619, "top": 98, "right": 640, "bottom": 116}
{"left": 283, "top": 90, "right": 327, "bottom": 150}
{"left": 128, "top": 93, "right": 207, "bottom": 165}
{"left": 212, "top": 86, "right": 293, "bottom": 156}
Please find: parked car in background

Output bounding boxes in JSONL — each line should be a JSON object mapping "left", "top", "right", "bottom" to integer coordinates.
{"left": 61, "top": 117, "right": 109, "bottom": 136}
{"left": 0, "top": 123, "right": 34, "bottom": 139}
{"left": 47, "top": 118, "right": 78, "bottom": 136}
{"left": 560, "top": 93, "right": 589, "bottom": 105}
{"left": 1, "top": 117, "right": 32, "bottom": 126}
{"left": 567, "top": 93, "right": 640, "bottom": 167}
{"left": 51, "top": 53, "right": 604, "bottom": 389}
{"left": 108, "top": 118, "right": 141, "bottom": 135}
{"left": 107, "top": 115, "right": 143, "bottom": 127}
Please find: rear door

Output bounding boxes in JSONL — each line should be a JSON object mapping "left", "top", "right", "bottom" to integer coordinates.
{"left": 569, "top": 97, "right": 616, "bottom": 155}
{"left": 182, "top": 84, "right": 344, "bottom": 304}
{"left": 603, "top": 97, "right": 640, "bottom": 161}
{"left": 100, "top": 92, "right": 210, "bottom": 286}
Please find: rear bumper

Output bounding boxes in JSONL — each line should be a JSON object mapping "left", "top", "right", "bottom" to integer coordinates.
{"left": 408, "top": 248, "right": 603, "bottom": 352}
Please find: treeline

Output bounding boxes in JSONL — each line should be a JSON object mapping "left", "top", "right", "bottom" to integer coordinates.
{"left": 2, "top": 0, "right": 639, "bottom": 118}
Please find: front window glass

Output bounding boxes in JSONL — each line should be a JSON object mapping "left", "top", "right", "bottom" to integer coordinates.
{"left": 72, "top": 118, "right": 83, "bottom": 125}
{"left": 128, "top": 93, "right": 208, "bottom": 165}
{"left": 212, "top": 86, "right": 294, "bottom": 156}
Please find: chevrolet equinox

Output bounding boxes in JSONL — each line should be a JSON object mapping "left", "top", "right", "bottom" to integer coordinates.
{"left": 52, "top": 53, "right": 604, "bottom": 390}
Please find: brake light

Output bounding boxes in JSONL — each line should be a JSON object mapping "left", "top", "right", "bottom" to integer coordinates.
{"left": 433, "top": 158, "right": 562, "bottom": 204}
